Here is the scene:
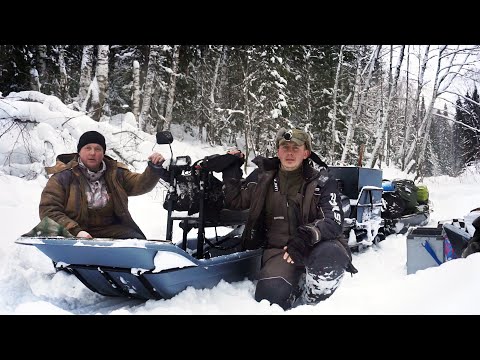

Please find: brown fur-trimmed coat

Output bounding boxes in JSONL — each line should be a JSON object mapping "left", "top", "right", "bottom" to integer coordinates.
{"left": 39, "top": 153, "right": 163, "bottom": 237}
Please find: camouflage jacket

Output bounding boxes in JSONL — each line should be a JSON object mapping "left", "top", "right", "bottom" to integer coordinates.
{"left": 39, "top": 153, "right": 164, "bottom": 237}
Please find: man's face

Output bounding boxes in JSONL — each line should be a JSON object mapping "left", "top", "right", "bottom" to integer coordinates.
{"left": 78, "top": 143, "right": 104, "bottom": 171}
{"left": 277, "top": 143, "right": 310, "bottom": 171}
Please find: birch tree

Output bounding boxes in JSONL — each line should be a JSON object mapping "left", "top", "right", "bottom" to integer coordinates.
{"left": 139, "top": 45, "right": 160, "bottom": 131}
{"left": 132, "top": 60, "right": 141, "bottom": 122}
{"left": 340, "top": 45, "right": 381, "bottom": 165}
{"left": 78, "top": 45, "right": 94, "bottom": 110}
{"left": 366, "top": 45, "right": 405, "bottom": 168}
{"left": 57, "top": 45, "right": 69, "bottom": 103}
{"left": 30, "top": 68, "right": 40, "bottom": 91}
{"left": 329, "top": 45, "right": 344, "bottom": 162}
{"left": 399, "top": 45, "right": 430, "bottom": 170}
{"left": 36, "top": 45, "right": 48, "bottom": 93}
{"left": 163, "top": 45, "right": 180, "bottom": 131}
{"left": 88, "top": 45, "right": 110, "bottom": 121}
{"left": 404, "top": 45, "right": 479, "bottom": 176}
{"left": 206, "top": 46, "right": 226, "bottom": 144}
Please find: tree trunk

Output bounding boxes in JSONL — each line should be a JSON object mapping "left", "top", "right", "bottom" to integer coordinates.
{"left": 403, "top": 46, "right": 430, "bottom": 170}
{"left": 30, "top": 68, "right": 40, "bottom": 91}
{"left": 416, "top": 46, "right": 457, "bottom": 176}
{"left": 366, "top": 45, "right": 405, "bottom": 168}
{"left": 132, "top": 60, "right": 141, "bottom": 123}
{"left": 341, "top": 45, "right": 381, "bottom": 165}
{"left": 78, "top": 45, "right": 94, "bottom": 111}
{"left": 163, "top": 45, "right": 180, "bottom": 130}
{"left": 340, "top": 49, "right": 361, "bottom": 165}
{"left": 90, "top": 45, "right": 109, "bottom": 121}
{"left": 330, "top": 45, "right": 344, "bottom": 163}
{"left": 58, "top": 45, "right": 69, "bottom": 103}
{"left": 140, "top": 45, "right": 160, "bottom": 132}
{"left": 404, "top": 45, "right": 471, "bottom": 174}
{"left": 36, "top": 45, "right": 48, "bottom": 93}
{"left": 208, "top": 46, "right": 224, "bottom": 145}
{"left": 399, "top": 45, "right": 410, "bottom": 170}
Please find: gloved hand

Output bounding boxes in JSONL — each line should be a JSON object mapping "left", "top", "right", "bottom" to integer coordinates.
{"left": 297, "top": 224, "right": 322, "bottom": 247}
{"left": 286, "top": 224, "right": 322, "bottom": 266}
{"left": 286, "top": 236, "right": 308, "bottom": 266}
{"left": 221, "top": 153, "right": 244, "bottom": 180}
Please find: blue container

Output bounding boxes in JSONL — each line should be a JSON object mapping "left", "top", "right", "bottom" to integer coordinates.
{"left": 382, "top": 180, "right": 395, "bottom": 192}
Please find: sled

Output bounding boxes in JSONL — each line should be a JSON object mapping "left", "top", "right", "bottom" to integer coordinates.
{"left": 381, "top": 179, "right": 431, "bottom": 235}
{"left": 15, "top": 233, "right": 261, "bottom": 301}
{"left": 383, "top": 209, "right": 431, "bottom": 235}
{"left": 16, "top": 130, "right": 262, "bottom": 301}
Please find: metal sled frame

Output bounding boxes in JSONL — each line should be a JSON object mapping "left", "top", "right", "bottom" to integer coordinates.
{"left": 16, "top": 236, "right": 261, "bottom": 300}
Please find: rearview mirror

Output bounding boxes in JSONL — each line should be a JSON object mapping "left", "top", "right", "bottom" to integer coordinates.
{"left": 156, "top": 131, "right": 173, "bottom": 145}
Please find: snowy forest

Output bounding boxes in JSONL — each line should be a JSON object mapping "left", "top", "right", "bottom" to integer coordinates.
{"left": 1, "top": 45, "right": 480, "bottom": 179}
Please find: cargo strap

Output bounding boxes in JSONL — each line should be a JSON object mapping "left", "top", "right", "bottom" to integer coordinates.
{"left": 422, "top": 240, "right": 442, "bottom": 265}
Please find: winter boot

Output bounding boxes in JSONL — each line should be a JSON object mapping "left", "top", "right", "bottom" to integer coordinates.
{"left": 255, "top": 277, "right": 293, "bottom": 311}
{"left": 293, "top": 240, "right": 350, "bottom": 307}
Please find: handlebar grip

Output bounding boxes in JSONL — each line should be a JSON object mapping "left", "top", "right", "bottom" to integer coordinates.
{"left": 148, "top": 160, "right": 164, "bottom": 170}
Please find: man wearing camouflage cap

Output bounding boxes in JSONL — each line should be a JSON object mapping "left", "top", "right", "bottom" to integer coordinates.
{"left": 221, "top": 127, "right": 356, "bottom": 310}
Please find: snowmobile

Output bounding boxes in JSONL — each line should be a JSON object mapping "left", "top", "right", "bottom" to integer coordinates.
{"left": 16, "top": 131, "right": 262, "bottom": 301}
{"left": 329, "top": 166, "right": 385, "bottom": 250}
{"left": 328, "top": 167, "right": 433, "bottom": 251}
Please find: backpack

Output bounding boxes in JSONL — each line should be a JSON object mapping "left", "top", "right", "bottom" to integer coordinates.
{"left": 416, "top": 185, "right": 429, "bottom": 204}
{"left": 392, "top": 179, "right": 418, "bottom": 212}
{"left": 382, "top": 192, "right": 406, "bottom": 219}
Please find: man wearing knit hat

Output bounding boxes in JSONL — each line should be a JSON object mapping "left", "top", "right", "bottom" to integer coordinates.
{"left": 39, "top": 130, "right": 169, "bottom": 239}
{"left": 220, "top": 127, "right": 357, "bottom": 310}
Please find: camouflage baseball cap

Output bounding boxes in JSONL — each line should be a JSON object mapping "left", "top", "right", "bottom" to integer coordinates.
{"left": 276, "top": 128, "right": 312, "bottom": 150}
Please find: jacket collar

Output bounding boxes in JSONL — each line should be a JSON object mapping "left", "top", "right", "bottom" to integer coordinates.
{"left": 252, "top": 155, "right": 321, "bottom": 182}
{"left": 45, "top": 153, "right": 118, "bottom": 175}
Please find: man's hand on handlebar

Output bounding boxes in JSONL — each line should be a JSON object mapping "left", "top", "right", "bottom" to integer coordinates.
{"left": 148, "top": 152, "right": 165, "bottom": 165}
{"left": 227, "top": 149, "right": 244, "bottom": 159}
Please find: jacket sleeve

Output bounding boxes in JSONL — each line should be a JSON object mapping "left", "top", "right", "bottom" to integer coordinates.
{"left": 308, "top": 177, "right": 344, "bottom": 243}
{"left": 39, "top": 174, "right": 82, "bottom": 236}
{"left": 118, "top": 163, "right": 165, "bottom": 196}
{"left": 222, "top": 169, "right": 258, "bottom": 211}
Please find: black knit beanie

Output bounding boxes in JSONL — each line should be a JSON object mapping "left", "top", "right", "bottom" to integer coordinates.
{"left": 77, "top": 131, "right": 106, "bottom": 153}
